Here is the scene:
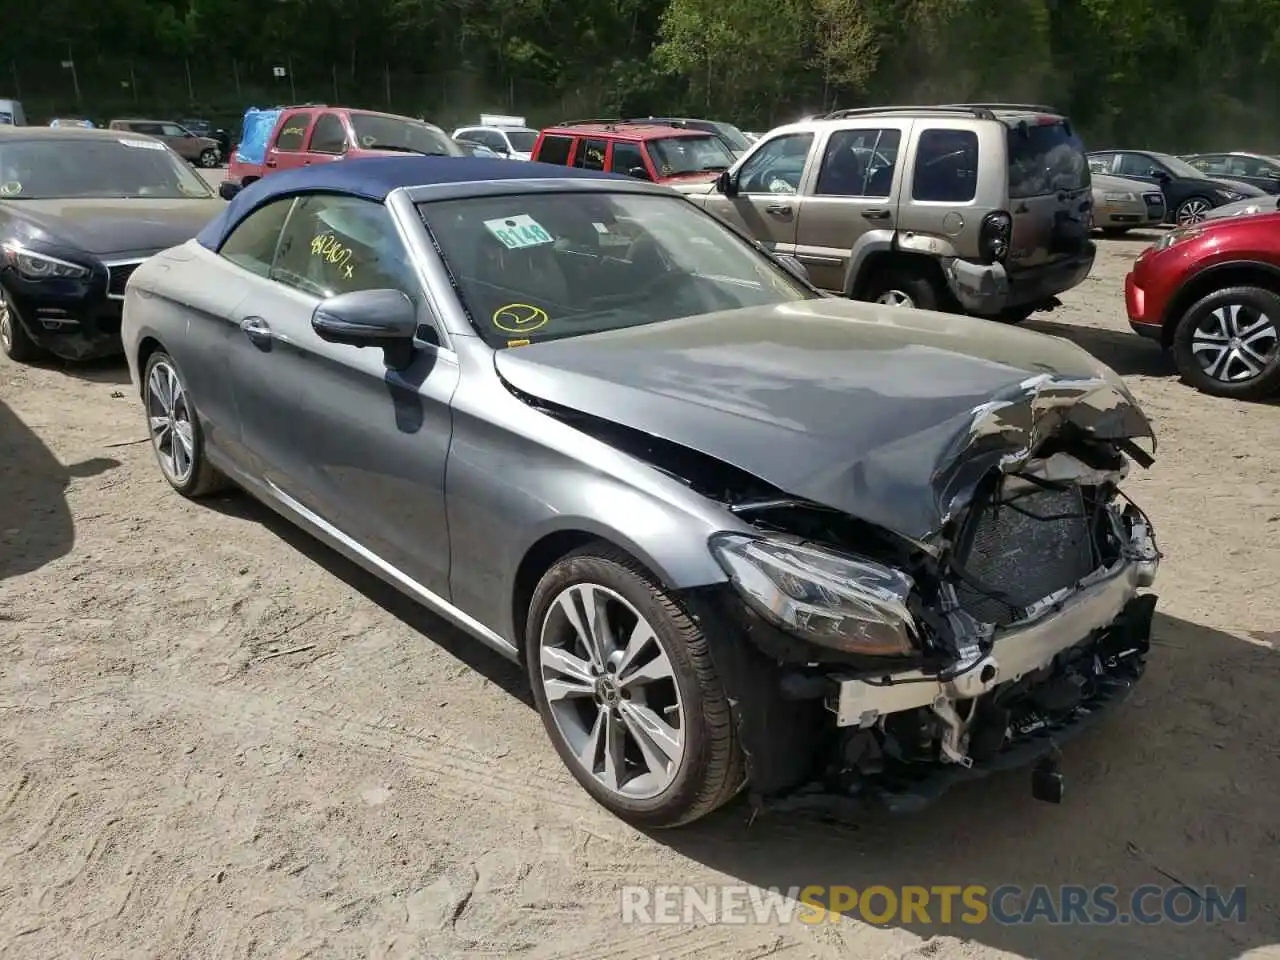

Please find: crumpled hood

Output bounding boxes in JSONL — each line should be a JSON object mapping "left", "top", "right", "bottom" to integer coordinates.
{"left": 1207, "top": 176, "right": 1267, "bottom": 197}
{"left": 494, "top": 299, "right": 1155, "bottom": 543}
{"left": 1, "top": 198, "right": 225, "bottom": 257}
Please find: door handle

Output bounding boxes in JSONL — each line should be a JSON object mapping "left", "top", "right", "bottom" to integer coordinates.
{"left": 765, "top": 203, "right": 792, "bottom": 216}
{"left": 861, "top": 208, "right": 892, "bottom": 221}
{"left": 240, "top": 315, "right": 272, "bottom": 347}
{"left": 265, "top": 158, "right": 277, "bottom": 168}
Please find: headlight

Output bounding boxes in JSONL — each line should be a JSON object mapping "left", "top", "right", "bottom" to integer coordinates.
{"left": 708, "top": 532, "right": 918, "bottom": 656}
{"left": 1217, "top": 189, "right": 1243, "bottom": 201}
{"left": 0, "top": 241, "right": 90, "bottom": 280}
{"left": 1101, "top": 192, "right": 1134, "bottom": 202}
{"left": 1154, "top": 226, "right": 1203, "bottom": 251}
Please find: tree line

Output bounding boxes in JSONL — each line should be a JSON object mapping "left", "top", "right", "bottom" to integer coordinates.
{"left": 5, "top": 0, "right": 1280, "bottom": 150}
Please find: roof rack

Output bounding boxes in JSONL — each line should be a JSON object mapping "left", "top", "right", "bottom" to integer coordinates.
{"left": 938, "top": 102, "right": 1060, "bottom": 114}
{"left": 555, "top": 118, "right": 623, "bottom": 127}
{"left": 822, "top": 105, "right": 1000, "bottom": 121}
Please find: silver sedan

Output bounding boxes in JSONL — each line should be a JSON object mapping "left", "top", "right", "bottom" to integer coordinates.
{"left": 121, "top": 157, "right": 1162, "bottom": 826}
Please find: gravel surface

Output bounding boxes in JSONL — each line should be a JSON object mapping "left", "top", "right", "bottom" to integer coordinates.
{"left": 2, "top": 227, "right": 1278, "bottom": 960}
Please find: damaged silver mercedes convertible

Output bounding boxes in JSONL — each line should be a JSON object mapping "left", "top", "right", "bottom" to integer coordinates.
{"left": 123, "top": 164, "right": 1160, "bottom": 828}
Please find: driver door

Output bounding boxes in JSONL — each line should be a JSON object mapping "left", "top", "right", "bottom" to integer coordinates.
{"left": 693, "top": 131, "right": 816, "bottom": 255}
{"left": 222, "top": 193, "right": 459, "bottom": 597}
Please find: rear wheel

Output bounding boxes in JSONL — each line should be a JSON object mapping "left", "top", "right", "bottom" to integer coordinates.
{"left": 526, "top": 545, "right": 744, "bottom": 828}
{"left": 199, "top": 148, "right": 220, "bottom": 168}
{"left": 1171, "top": 285, "right": 1280, "bottom": 400}
{"left": 143, "top": 351, "right": 229, "bottom": 497}
{"left": 861, "top": 268, "right": 942, "bottom": 311}
{"left": 0, "top": 284, "right": 46, "bottom": 363}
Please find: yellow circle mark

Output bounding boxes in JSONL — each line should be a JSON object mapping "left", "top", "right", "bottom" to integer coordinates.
{"left": 0, "top": 181, "right": 20, "bottom": 196}
{"left": 492, "top": 303, "right": 548, "bottom": 334}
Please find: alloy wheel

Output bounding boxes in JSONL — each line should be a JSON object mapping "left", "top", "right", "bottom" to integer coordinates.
{"left": 1176, "top": 198, "right": 1210, "bottom": 226}
{"left": 538, "top": 583, "right": 686, "bottom": 801}
{"left": 146, "top": 359, "right": 196, "bottom": 484}
{"left": 876, "top": 289, "right": 914, "bottom": 307}
{"left": 0, "top": 291, "right": 12, "bottom": 355}
{"left": 1190, "top": 302, "right": 1279, "bottom": 383}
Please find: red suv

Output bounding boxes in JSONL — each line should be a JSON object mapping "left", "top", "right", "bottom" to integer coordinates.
{"left": 530, "top": 121, "right": 736, "bottom": 187}
{"left": 222, "top": 106, "right": 463, "bottom": 198}
{"left": 1126, "top": 212, "right": 1280, "bottom": 400}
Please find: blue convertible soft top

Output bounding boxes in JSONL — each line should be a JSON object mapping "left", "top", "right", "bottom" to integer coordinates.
{"left": 196, "top": 157, "right": 627, "bottom": 251}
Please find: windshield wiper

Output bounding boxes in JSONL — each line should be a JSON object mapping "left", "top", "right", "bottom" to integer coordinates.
{"left": 364, "top": 143, "right": 425, "bottom": 154}
{"left": 700, "top": 164, "right": 729, "bottom": 172}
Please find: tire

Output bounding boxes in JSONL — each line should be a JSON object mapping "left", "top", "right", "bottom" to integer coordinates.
{"left": 0, "top": 283, "right": 47, "bottom": 363}
{"left": 525, "top": 544, "right": 744, "bottom": 828}
{"left": 142, "top": 350, "right": 229, "bottom": 497}
{"left": 861, "top": 267, "right": 942, "bottom": 310}
{"left": 199, "top": 149, "right": 219, "bottom": 168}
{"left": 1171, "top": 285, "right": 1280, "bottom": 400}
{"left": 992, "top": 308, "right": 1034, "bottom": 324}
{"left": 1174, "top": 196, "right": 1213, "bottom": 226}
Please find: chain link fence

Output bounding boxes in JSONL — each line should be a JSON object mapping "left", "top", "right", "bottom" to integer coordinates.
{"left": 6, "top": 55, "right": 603, "bottom": 134}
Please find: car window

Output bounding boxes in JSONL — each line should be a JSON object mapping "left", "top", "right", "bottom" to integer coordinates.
{"left": 537, "top": 135, "right": 574, "bottom": 166}
{"left": 308, "top": 113, "right": 347, "bottom": 154}
{"left": 417, "top": 191, "right": 819, "bottom": 348}
{"left": 348, "top": 113, "right": 459, "bottom": 156}
{"left": 815, "top": 128, "right": 901, "bottom": 198}
{"left": 133, "top": 122, "right": 164, "bottom": 136}
{"left": 275, "top": 113, "right": 312, "bottom": 152}
{"left": 161, "top": 124, "right": 187, "bottom": 137}
{"left": 1005, "top": 120, "right": 1088, "bottom": 198}
{"left": 1225, "top": 156, "right": 1252, "bottom": 176}
{"left": 1256, "top": 160, "right": 1280, "bottom": 178}
{"left": 911, "top": 129, "right": 979, "bottom": 203}
{"left": 1115, "top": 153, "right": 1157, "bottom": 178}
{"left": 573, "top": 138, "right": 608, "bottom": 171}
{"left": 474, "top": 130, "right": 509, "bottom": 152}
{"left": 218, "top": 198, "right": 295, "bottom": 277}
{"left": 611, "top": 141, "right": 648, "bottom": 178}
{"left": 647, "top": 135, "right": 736, "bottom": 177}
{"left": 1087, "top": 154, "right": 1113, "bottom": 175}
{"left": 0, "top": 136, "right": 213, "bottom": 200}
{"left": 505, "top": 130, "right": 538, "bottom": 153}
{"left": 735, "top": 133, "right": 814, "bottom": 194}
{"left": 270, "top": 195, "right": 423, "bottom": 303}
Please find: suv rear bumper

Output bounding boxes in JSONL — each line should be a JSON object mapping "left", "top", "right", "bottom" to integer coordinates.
{"left": 945, "top": 244, "right": 1096, "bottom": 316}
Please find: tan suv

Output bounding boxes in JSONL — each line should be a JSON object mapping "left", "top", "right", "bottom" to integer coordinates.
{"left": 679, "top": 103, "right": 1095, "bottom": 322}
{"left": 108, "top": 118, "right": 222, "bottom": 168}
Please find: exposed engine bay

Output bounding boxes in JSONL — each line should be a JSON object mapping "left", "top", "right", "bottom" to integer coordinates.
{"left": 510, "top": 369, "right": 1161, "bottom": 813}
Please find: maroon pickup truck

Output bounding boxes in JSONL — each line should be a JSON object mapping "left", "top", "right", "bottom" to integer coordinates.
{"left": 220, "top": 105, "right": 464, "bottom": 198}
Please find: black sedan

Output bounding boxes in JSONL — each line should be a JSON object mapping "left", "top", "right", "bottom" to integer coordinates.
{"left": 0, "top": 127, "right": 224, "bottom": 363}
{"left": 1181, "top": 152, "right": 1280, "bottom": 195}
{"left": 1087, "top": 149, "right": 1267, "bottom": 225}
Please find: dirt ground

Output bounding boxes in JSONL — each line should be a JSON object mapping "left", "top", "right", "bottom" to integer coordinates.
{"left": 2, "top": 227, "right": 1279, "bottom": 960}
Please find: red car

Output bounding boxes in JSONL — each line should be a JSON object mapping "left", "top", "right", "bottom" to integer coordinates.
{"left": 1125, "top": 212, "right": 1280, "bottom": 400}
{"left": 221, "top": 106, "right": 463, "bottom": 198}
{"left": 530, "top": 121, "right": 735, "bottom": 187}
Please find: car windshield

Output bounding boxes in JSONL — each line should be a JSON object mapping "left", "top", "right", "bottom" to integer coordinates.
{"left": 417, "top": 191, "right": 818, "bottom": 347}
{"left": 0, "top": 137, "right": 214, "bottom": 200}
{"left": 1004, "top": 119, "right": 1089, "bottom": 198}
{"left": 647, "top": 135, "right": 735, "bottom": 176}
{"left": 505, "top": 130, "right": 538, "bottom": 152}
{"left": 710, "top": 122, "right": 752, "bottom": 152}
{"left": 1153, "top": 153, "right": 1208, "bottom": 179}
{"left": 349, "top": 114, "right": 461, "bottom": 156}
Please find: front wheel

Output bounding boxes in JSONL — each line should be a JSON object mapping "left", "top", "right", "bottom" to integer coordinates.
{"left": 1174, "top": 196, "right": 1213, "bottom": 226}
{"left": 199, "top": 148, "right": 220, "bottom": 168}
{"left": 526, "top": 545, "right": 744, "bottom": 828}
{"left": 0, "top": 284, "right": 47, "bottom": 363}
{"left": 143, "top": 351, "right": 229, "bottom": 497}
{"left": 1171, "top": 285, "right": 1280, "bottom": 400}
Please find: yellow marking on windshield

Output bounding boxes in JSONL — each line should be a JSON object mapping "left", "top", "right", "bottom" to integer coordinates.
{"left": 310, "top": 231, "right": 357, "bottom": 279}
{"left": 492, "top": 303, "right": 549, "bottom": 334}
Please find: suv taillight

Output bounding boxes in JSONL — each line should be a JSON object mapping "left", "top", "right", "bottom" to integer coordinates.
{"left": 979, "top": 211, "right": 1012, "bottom": 263}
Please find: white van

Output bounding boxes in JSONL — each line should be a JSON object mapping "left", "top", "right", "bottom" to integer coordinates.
{"left": 0, "top": 100, "right": 27, "bottom": 126}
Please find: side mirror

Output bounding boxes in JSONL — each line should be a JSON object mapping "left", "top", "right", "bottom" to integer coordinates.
{"left": 312, "top": 288, "right": 419, "bottom": 370}
{"left": 218, "top": 181, "right": 242, "bottom": 200}
{"left": 774, "top": 253, "right": 809, "bottom": 284}
{"left": 716, "top": 169, "right": 738, "bottom": 197}
{"left": 627, "top": 166, "right": 652, "bottom": 181}
{"left": 1150, "top": 169, "right": 1171, "bottom": 182}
